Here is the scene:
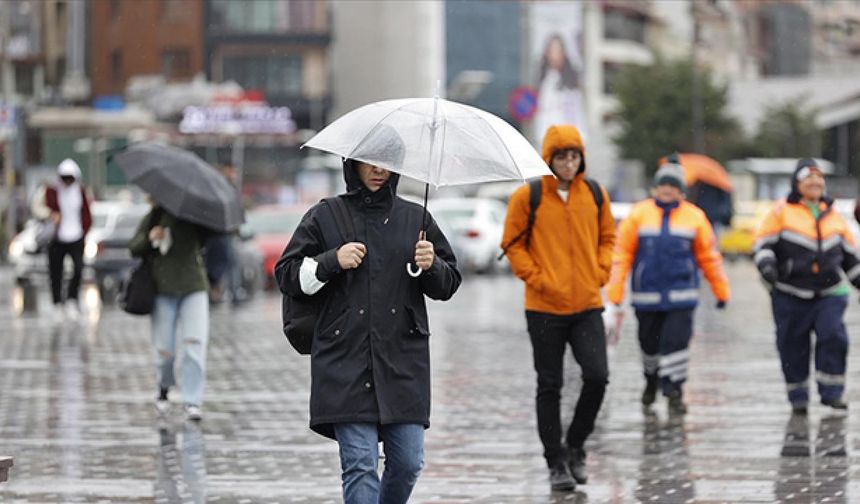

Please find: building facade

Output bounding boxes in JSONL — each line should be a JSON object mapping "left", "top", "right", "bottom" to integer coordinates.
{"left": 203, "top": 0, "right": 331, "bottom": 131}
{"left": 89, "top": 0, "right": 205, "bottom": 99}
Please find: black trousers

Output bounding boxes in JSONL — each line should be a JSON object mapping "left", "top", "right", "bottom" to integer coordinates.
{"left": 48, "top": 239, "right": 84, "bottom": 305}
{"left": 526, "top": 309, "right": 609, "bottom": 467}
{"left": 635, "top": 309, "right": 694, "bottom": 395}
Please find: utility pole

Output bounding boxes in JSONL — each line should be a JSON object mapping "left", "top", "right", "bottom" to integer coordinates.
{"left": 1, "top": 2, "right": 18, "bottom": 253}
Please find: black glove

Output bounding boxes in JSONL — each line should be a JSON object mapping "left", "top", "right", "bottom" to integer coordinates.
{"left": 716, "top": 301, "right": 727, "bottom": 310}
{"left": 759, "top": 262, "right": 778, "bottom": 284}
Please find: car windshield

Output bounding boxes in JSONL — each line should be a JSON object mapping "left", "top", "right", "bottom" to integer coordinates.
{"left": 243, "top": 211, "right": 304, "bottom": 236}
{"left": 115, "top": 212, "right": 147, "bottom": 232}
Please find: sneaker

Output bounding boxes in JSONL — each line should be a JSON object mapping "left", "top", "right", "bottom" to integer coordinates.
{"left": 567, "top": 446, "right": 588, "bottom": 484}
{"left": 64, "top": 301, "right": 80, "bottom": 322}
{"left": 548, "top": 462, "right": 576, "bottom": 492}
{"left": 641, "top": 377, "right": 658, "bottom": 406}
{"left": 49, "top": 303, "right": 65, "bottom": 324}
{"left": 821, "top": 398, "right": 848, "bottom": 411}
{"left": 667, "top": 390, "right": 687, "bottom": 415}
{"left": 155, "top": 399, "right": 171, "bottom": 416}
{"left": 185, "top": 404, "right": 202, "bottom": 422}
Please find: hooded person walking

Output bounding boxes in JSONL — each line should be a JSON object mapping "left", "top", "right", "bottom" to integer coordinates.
{"left": 606, "top": 162, "right": 730, "bottom": 415}
{"left": 275, "top": 131, "right": 461, "bottom": 503}
{"left": 500, "top": 124, "right": 615, "bottom": 492}
{"left": 754, "top": 159, "right": 860, "bottom": 414}
{"left": 32, "top": 158, "right": 93, "bottom": 321}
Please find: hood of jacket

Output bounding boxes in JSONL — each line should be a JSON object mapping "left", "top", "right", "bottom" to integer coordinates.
{"left": 57, "top": 158, "right": 82, "bottom": 181}
{"left": 788, "top": 158, "right": 832, "bottom": 206}
{"left": 541, "top": 124, "right": 587, "bottom": 176}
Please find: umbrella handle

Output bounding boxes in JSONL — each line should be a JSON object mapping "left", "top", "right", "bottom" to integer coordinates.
{"left": 407, "top": 263, "right": 423, "bottom": 278}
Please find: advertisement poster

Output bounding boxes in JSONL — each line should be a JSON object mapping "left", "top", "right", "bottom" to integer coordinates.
{"left": 531, "top": 1, "right": 587, "bottom": 144}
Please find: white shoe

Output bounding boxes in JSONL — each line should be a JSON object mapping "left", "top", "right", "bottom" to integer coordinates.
{"left": 155, "top": 399, "right": 171, "bottom": 416}
{"left": 185, "top": 404, "right": 202, "bottom": 422}
{"left": 49, "top": 303, "right": 65, "bottom": 324}
{"left": 65, "top": 301, "right": 80, "bottom": 321}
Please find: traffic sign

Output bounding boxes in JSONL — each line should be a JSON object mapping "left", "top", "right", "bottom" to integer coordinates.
{"left": 508, "top": 86, "right": 538, "bottom": 122}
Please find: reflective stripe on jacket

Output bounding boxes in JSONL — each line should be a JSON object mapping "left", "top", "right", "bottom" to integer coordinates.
{"left": 607, "top": 199, "right": 730, "bottom": 310}
{"left": 753, "top": 199, "right": 860, "bottom": 299}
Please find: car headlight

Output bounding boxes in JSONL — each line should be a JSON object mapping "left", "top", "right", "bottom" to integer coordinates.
{"left": 8, "top": 240, "right": 23, "bottom": 261}
{"left": 84, "top": 240, "right": 99, "bottom": 260}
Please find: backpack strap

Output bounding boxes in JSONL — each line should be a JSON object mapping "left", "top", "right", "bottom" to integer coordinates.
{"left": 525, "top": 178, "right": 542, "bottom": 248}
{"left": 498, "top": 178, "right": 543, "bottom": 260}
{"left": 322, "top": 196, "right": 355, "bottom": 243}
{"left": 584, "top": 178, "right": 604, "bottom": 221}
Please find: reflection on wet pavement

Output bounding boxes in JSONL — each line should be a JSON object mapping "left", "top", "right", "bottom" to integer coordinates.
{"left": 0, "top": 262, "right": 858, "bottom": 502}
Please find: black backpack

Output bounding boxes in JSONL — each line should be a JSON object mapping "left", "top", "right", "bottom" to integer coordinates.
{"left": 498, "top": 177, "right": 604, "bottom": 259}
{"left": 281, "top": 196, "right": 355, "bottom": 355}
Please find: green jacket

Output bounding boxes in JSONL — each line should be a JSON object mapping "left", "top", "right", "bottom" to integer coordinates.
{"left": 128, "top": 207, "right": 210, "bottom": 296}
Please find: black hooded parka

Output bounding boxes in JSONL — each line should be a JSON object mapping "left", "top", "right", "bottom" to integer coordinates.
{"left": 275, "top": 159, "right": 461, "bottom": 439}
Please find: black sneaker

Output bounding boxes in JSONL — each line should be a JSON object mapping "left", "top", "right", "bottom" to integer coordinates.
{"left": 821, "top": 398, "right": 848, "bottom": 411}
{"left": 549, "top": 462, "right": 576, "bottom": 492}
{"left": 568, "top": 446, "right": 588, "bottom": 484}
{"left": 641, "top": 377, "right": 658, "bottom": 406}
{"left": 791, "top": 402, "right": 808, "bottom": 415}
{"left": 667, "top": 390, "right": 687, "bottom": 415}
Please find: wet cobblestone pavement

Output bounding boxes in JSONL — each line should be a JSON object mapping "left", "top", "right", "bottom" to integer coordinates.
{"left": 0, "top": 261, "right": 859, "bottom": 502}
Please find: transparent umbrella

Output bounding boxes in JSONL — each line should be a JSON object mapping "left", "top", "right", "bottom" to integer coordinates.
{"left": 302, "top": 96, "right": 551, "bottom": 276}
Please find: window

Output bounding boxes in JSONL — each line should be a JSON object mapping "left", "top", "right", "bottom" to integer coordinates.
{"left": 222, "top": 54, "right": 303, "bottom": 97}
{"left": 161, "top": 48, "right": 191, "bottom": 78}
{"left": 604, "top": 8, "right": 646, "bottom": 43}
{"left": 111, "top": 50, "right": 123, "bottom": 83}
{"left": 210, "top": 0, "right": 320, "bottom": 33}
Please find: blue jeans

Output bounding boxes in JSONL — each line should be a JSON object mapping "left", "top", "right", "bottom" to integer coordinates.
{"left": 152, "top": 291, "right": 210, "bottom": 406}
{"left": 334, "top": 423, "right": 424, "bottom": 504}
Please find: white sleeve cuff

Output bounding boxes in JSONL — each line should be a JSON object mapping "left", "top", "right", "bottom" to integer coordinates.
{"left": 299, "top": 256, "right": 326, "bottom": 295}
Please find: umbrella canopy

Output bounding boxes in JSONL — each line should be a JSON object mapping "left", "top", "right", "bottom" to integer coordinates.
{"left": 660, "top": 153, "right": 733, "bottom": 192}
{"left": 302, "top": 97, "right": 551, "bottom": 187}
{"left": 115, "top": 143, "right": 243, "bottom": 232}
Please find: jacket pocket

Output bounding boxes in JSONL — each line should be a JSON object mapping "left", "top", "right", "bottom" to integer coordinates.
{"left": 316, "top": 309, "right": 350, "bottom": 343}
{"left": 405, "top": 305, "right": 430, "bottom": 338}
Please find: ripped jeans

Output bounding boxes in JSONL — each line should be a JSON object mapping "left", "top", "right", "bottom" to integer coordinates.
{"left": 152, "top": 291, "right": 210, "bottom": 407}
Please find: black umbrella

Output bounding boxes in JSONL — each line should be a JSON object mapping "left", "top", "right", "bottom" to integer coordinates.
{"left": 114, "top": 143, "right": 243, "bottom": 232}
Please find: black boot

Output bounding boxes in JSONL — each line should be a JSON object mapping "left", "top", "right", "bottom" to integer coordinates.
{"left": 641, "top": 376, "right": 658, "bottom": 406}
{"left": 549, "top": 462, "right": 576, "bottom": 492}
{"left": 667, "top": 390, "right": 687, "bottom": 415}
{"left": 567, "top": 446, "right": 588, "bottom": 484}
{"left": 821, "top": 397, "right": 848, "bottom": 411}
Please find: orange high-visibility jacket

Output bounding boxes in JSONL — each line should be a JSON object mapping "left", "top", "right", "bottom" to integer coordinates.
{"left": 753, "top": 199, "right": 860, "bottom": 298}
{"left": 606, "top": 198, "right": 730, "bottom": 310}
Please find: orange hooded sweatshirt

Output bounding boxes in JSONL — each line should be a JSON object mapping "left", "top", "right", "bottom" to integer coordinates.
{"left": 501, "top": 125, "right": 616, "bottom": 315}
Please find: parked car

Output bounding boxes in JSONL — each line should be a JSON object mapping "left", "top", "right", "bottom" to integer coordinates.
{"left": 428, "top": 197, "right": 508, "bottom": 274}
{"left": 718, "top": 200, "right": 775, "bottom": 260}
{"left": 202, "top": 235, "right": 265, "bottom": 304}
{"left": 241, "top": 205, "right": 308, "bottom": 288}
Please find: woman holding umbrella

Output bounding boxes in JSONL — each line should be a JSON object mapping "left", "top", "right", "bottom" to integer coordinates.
{"left": 129, "top": 203, "right": 212, "bottom": 421}
{"left": 116, "top": 143, "right": 244, "bottom": 422}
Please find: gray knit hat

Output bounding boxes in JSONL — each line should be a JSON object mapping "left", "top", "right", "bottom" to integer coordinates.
{"left": 653, "top": 163, "right": 686, "bottom": 192}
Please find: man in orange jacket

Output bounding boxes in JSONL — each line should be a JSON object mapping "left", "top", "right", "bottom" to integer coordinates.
{"left": 606, "top": 162, "right": 730, "bottom": 414}
{"left": 501, "top": 124, "right": 615, "bottom": 492}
